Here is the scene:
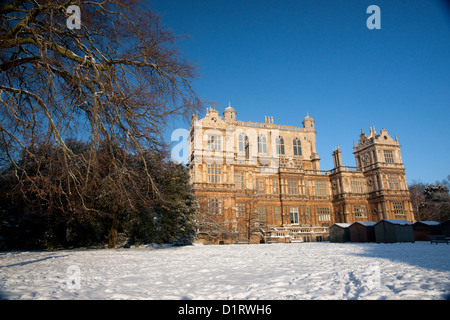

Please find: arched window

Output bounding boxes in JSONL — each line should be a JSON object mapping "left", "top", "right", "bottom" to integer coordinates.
{"left": 258, "top": 134, "right": 267, "bottom": 154}
{"left": 276, "top": 136, "right": 285, "bottom": 155}
{"left": 293, "top": 138, "right": 302, "bottom": 156}
{"left": 238, "top": 132, "right": 250, "bottom": 159}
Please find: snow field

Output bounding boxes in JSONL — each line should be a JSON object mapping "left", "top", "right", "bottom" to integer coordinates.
{"left": 0, "top": 242, "right": 449, "bottom": 300}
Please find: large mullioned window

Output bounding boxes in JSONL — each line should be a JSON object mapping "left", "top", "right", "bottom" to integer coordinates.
{"left": 208, "top": 163, "right": 221, "bottom": 183}
{"left": 207, "top": 134, "right": 221, "bottom": 151}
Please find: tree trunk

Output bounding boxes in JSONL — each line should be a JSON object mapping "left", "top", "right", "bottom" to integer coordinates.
{"left": 108, "top": 212, "right": 120, "bottom": 249}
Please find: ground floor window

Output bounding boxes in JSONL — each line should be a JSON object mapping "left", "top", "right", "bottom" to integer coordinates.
{"left": 290, "top": 207, "right": 299, "bottom": 224}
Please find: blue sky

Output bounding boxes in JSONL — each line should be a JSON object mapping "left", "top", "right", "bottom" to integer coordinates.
{"left": 149, "top": 0, "right": 450, "bottom": 184}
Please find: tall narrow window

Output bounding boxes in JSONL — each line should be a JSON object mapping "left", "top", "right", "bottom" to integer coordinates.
{"left": 235, "top": 171, "right": 245, "bottom": 189}
{"left": 274, "top": 207, "right": 281, "bottom": 221}
{"left": 290, "top": 207, "right": 299, "bottom": 224}
{"left": 256, "top": 178, "right": 265, "bottom": 194}
{"left": 238, "top": 132, "right": 247, "bottom": 153}
{"left": 257, "top": 207, "right": 266, "bottom": 221}
{"left": 288, "top": 179, "right": 298, "bottom": 195}
{"left": 293, "top": 138, "right": 302, "bottom": 156}
{"left": 207, "top": 164, "right": 221, "bottom": 183}
{"left": 276, "top": 136, "right": 285, "bottom": 155}
{"left": 258, "top": 134, "right": 267, "bottom": 154}
{"left": 273, "top": 178, "right": 279, "bottom": 194}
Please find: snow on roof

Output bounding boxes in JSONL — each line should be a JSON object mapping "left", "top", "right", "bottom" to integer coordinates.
{"left": 353, "top": 221, "right": 377, "bottom": 226}
{"left": 333, "top": 223, "right": 352, "bottom": 228}
{"left": 415, "top": 221, "right": 440, "bottom": 226}
{"left": 380, "top": 219, "right": 413, "bottom": 225}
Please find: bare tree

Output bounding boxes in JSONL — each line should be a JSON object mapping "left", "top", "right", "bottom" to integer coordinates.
{"left": 0, "top": 0, "right": 200, "bottom": 247}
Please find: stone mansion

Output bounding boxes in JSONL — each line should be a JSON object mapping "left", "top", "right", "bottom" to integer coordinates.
{"left": 188, "top": 104, "right": 413, "bottom": 244}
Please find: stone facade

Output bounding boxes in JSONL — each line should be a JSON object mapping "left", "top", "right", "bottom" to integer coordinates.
{"left": 188, "top": 104, "right": 414, "bottom": 244}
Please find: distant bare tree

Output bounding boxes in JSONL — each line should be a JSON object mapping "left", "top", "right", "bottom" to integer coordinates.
{"left": 0, "top": 0, "right": 200, "bottom": 247}
{"left": 409, "top": 178, "right": 450, "bottom": 222}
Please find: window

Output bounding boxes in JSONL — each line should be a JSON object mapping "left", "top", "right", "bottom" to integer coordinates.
{"left": 274, "top": 207, "right": 281, "bottom": 221}
{"left": 354, "top": 205, "right": 367, "bottom": 218}
{"left": 388, "top": 174, "right": 399, "bottom": 190}
{"left": 306, "top": 207, "right": 310, "bottom": 220}
{"left": 393, "top": 202, "right": 404, "bottom": 215}
{"left": 256, "top": 178, "right": 265, "bottom": 194}
{"left": 318, "top": 208, "right": 331, "bottom": 221}
{"left": 207, "top": 198, "right": 222, "bottom": 214}
{"left": 207, "top": 164, "right": 221, "bottom": 183}
{"left": 290, "top": 207, "right": 299, "bottom": 224}
{"left": 236, "top": 203, "right": 245, "bottom": 218}
{"left": 384, "top": 150, "right": 394, "bottom": 163}
{"left": 207, "top": 134, "right": 221, "bottom": 151}
{"left": 238, "top": 132, "right": 246, "bottom": 153}
{"left": 293, "top": 138, "right": 302, "bottom": 156}
{"left": 258, "top": 134, "right": 267, "bottom": 154}
{"left": 276, "top": 136, "right": 285, "bottom": 155}
{"left": 315, "top": 181, "right": 327, "bottom": 196}
{"left": 257, "top": 207, "right": 266, "bottom": 221}
{"left": 273, "top": 179, "right": 279, "bottom": 194}
{"left": 235, "top": 171, "right": 245, "bottom": 189}
{"left": 351, "top": 180, "right": 364, "bottom": 193}
{"left": 288, "top": 179, "right": 298, "bottom": 195}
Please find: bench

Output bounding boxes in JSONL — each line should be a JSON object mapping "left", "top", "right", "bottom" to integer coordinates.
{"left": 428, "top": 235, "right": 450, "bottom": 244}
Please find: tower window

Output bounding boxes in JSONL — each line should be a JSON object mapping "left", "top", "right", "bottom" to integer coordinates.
{"left": 388, "top": 174, "right": 399, "bottom": 190}
{"left": 207, "top": 134, "right": 222, "bottom": 151}
{"left": 207, "top": 164, "right": 221, "bottom": 183}
{"left": 384, "top": 150, "right": 394, "bottom": 163}
{"left": 393, "top": 202, "right": 404, "bottom": 215}
{"left": 354, "top": 205, "right": 367, "bottom": 218}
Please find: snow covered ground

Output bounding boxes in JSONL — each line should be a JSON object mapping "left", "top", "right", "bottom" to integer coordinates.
{"left": 0, "top": 242, "right": 449, "bottom": 300}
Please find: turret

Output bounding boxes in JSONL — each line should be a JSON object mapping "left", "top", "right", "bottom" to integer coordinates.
{"left": 302, "top": 112, "right": 315, "bottom": 131}
{"left": 223, "top": 102, "right": 236, "bottom": 124}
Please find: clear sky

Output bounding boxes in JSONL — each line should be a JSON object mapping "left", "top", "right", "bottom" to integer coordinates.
{"left": 149, "top": 0, "right": 450, "bottom": 185}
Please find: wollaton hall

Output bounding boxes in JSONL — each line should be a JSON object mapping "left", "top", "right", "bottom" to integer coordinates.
{"left": 188, "top": 104, "right": 413, "bottom": 244}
